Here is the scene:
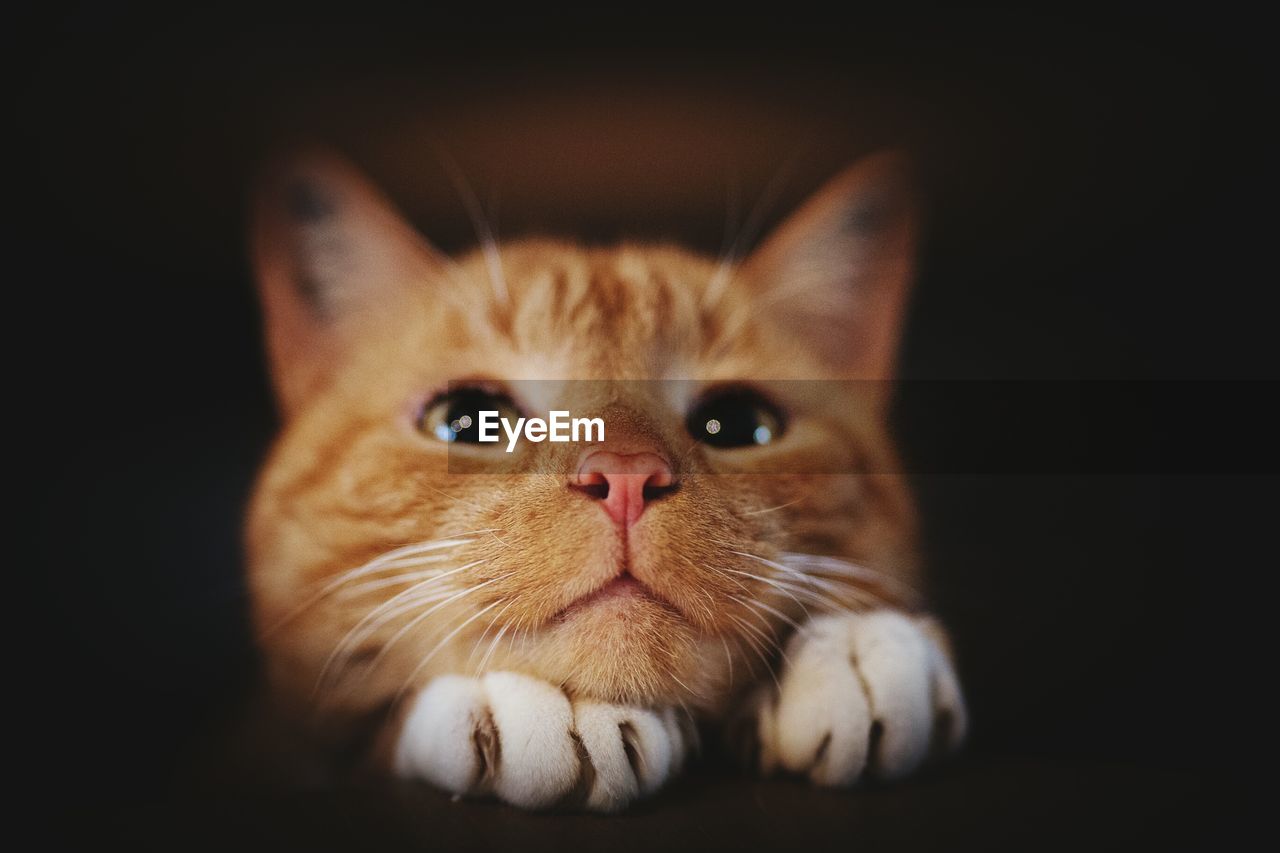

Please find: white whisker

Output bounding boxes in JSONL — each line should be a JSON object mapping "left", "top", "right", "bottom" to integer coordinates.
{"left": 779, "top": 552, "right": 916, "bottom": 601}
{"left": 314, "top": 560, "right": 487, "bottom": 689}
{"left": 422, "top": 483, "right": 491, "bottom": 514}
{"left": 438, "top": 150, "right": 509, "bottom": 305}
{"left": 702, "top": 143, "right": 811, "bottom": 310}
{"left": 735, "top": 551, "right": 893, "bottom": 611}
{"left": 667, "top": 669, "right": 708, "bottom": 702}
{"left": 364, "top": 573, "right": 510, "bottom": 674}
{"left": 726, "top": 613, "right": 780, "bottom": 691}
{"left": 347, "top": 560, "right": 487, "bottom": 630}
{"left": 312, "top": 587, "right": 461, "bottom": 694}
{"left": 334, "top": 566, "right": 458, "bottom": 598}
{"left": 465, "top": 598, "right": 516, "bottom": 674}
{"left": 395, "top": 599, "right": 505, "bottom": 701}
{"left": 476, "top": 604, "right": 517, "bottom": 675}
{"left": 719, "top": 633, "right": 734, "bottom": 688}
{"left": 721, "top": 561, "right": 814, "bottom": 617}
{"left": 739, "top": 498, "right": 804, "bottom": 517}
{"left": 264, "top": 535, "right": 486, "bottom": 634}
{"left": 733, "top": 594, "right": 805, "bottom": 635}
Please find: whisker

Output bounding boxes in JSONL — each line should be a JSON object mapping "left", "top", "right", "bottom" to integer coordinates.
{"left": 768, "top": 560, "right": 894, "bottom": 610}
{"left": 733, "top": 594, "right": 805, "bottom": 636}
{"left": 312, "top": 587, "right": 462, "bottom": 694}
{"left": 721, "top": 560, "right": 814, "bottom": 617}
{"left": 739, "top": 498, "right": 805, "bottom": 517}
{"left": 438, "top": 149, "right": 509, "bottom": 305}
{"left": 395, "top": 599, "right": 506, "bottom": 702}
{"left": 314, "top": 559, "right": 487, "bottom": 689}
{"left": 485, "top": 529, "right": 514, "bottom": 549}
{"left": 704, "top": 563, "right": 753, "bottom": 595}
{"left": 337, "top": 587, "right": 464, "bottom": 641}
{"left": 737, "top": 551, "right": 895, "bottom": 611}
{"left": 729, "top": 603, "right": 792, "bottom": 668}
{"left": 704, "top": 160, "right": 796, "bottom": 307}
{"left": 668, "top": 669, "right": 708, "bottom": 702}
{"left": 264, "top": 536, "right": 484, "bottom": 634}
{"left": 782, "top": 572, "right": 881, "bottom": 610}
{"left": 726, "top": 613, "right": 781, "bottom": 691}
{"left": 728, "top": 632, "right": 760, "bottom": 681}
{"left": 476, "top": 604, "right": 517, "bottom": 675}
{"left": 719, "top": 633, "right": 734, "bottom": 688}
{"left": 727, "top": 562, "right": 863, "bottom": 613}
{"left": 362, "top": 573, "right": 510, "bottom": 674}
{"left": 349, "top": 559, "right": 488, "bottom": 628}
{"left": 779, "top": 552, "right": 917, "bottom": 601}
{"left": 334, "top": 566, "right": 458, "bottom": 598}
{"left": 702, "top": 139, "right": 814, "bottom": 311}
{"left": 422, "top": 483, "right": 491, "bottom": 514}
{"left": 465, "top": 598, "right": 516, "bottom": 674}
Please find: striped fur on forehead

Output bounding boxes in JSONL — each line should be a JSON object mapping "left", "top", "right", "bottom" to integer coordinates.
{"left": 447, "top": 240, "right": 731, "bottom": 371}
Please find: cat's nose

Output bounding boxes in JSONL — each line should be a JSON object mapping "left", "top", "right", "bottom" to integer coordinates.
{"left": 572, "top": 450, "right": 677, "bottom": 526}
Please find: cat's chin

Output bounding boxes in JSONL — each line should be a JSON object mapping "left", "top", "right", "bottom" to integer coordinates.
{"left": 531, "top": 583, "right": 703, "bottom": 706}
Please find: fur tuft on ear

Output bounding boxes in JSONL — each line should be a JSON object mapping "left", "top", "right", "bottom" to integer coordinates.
{"left": 250, "top": 150, "right": 447, "bottom": 414}
{"left": 744, "top": 151, "right": 919, "bottom": 383}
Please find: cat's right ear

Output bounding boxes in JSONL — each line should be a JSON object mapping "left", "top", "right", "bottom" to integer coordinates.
{"left": 740, "top": 152, "right": 918, "bottom": 386}
{"left": 250, "top": 151, "right": 447, "bottom": 414}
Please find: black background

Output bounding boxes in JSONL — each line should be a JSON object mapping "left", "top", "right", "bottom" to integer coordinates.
{"left": 15, "top": 6, "right": 1275, "bottom": 850}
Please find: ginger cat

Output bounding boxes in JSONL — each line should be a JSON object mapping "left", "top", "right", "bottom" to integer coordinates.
{"left": 247, "top": 149, "right": 966, "bottom": 811}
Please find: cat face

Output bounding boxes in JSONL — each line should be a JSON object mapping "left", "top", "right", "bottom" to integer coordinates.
{"left": 247, "top": 152, "right": 920, "bottom": 721}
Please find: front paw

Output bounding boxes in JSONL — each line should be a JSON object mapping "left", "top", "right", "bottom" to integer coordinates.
{"left": 730, "top": 610, "right": 967, "bottom": 786}
{"left": 394, "top": 671, "right": 694, "bottom": 811}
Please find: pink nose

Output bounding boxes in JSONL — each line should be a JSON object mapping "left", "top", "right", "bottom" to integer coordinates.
{"left": 573, "top": 451, "right": 676, "bottom": 526}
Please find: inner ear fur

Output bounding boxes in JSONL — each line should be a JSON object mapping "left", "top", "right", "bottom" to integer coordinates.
{"left": 743, "top": 151, "right": 919, "bottom": 383}
{"left": 250, "top": 150, "right": 448, "bottom": 413}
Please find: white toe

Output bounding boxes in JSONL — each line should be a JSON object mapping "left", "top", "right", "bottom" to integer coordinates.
{"left": 738, "top": 609, "right": 967, "bottom": 787}
{"left": 481, "top": 671, "right": 580, "bottom": 809}
{"left": 849, "top": 610, "right": 933, "bottom": 779}
{"left": 916, "top": 615, "right": 969, "bottom": 751}
{"left": 573, "top": 703, "right": 679, "bottom": 810}
{"left": 774, "top": 615, "right": 872, "bottom": 785}
{"left": 395, "top": 672, "right": 692, "bottom": 811}
{"left": 573, "top": 703, "right": 641, "bottom": 810}
{"left": 394, "top": 674, "right": 489, "bottom": 793}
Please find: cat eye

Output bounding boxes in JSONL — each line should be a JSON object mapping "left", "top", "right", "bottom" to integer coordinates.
{"left": 686, "top": 388, "right": 785, "bottom": 448}
{"left": 419, "top": 387, "right": 521, "bottom": 445}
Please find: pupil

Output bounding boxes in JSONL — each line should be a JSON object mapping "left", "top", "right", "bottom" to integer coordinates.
{"left": 689, "top": 390, "right": 779, "bottom": 448}
{"left": 433, "top": 388, "right": 516, "bottom": 445}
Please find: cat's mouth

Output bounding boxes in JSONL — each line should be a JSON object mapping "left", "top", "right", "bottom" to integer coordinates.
{"left": 554, "top": 571, "right": 680, "bottom": 622}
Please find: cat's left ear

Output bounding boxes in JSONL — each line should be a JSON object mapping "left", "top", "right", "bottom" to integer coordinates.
{"left": 251, "top": 150, "right": 450, "bottom": 413}
{"left": 743, "top": 152, "right": 918, "bottom": 382}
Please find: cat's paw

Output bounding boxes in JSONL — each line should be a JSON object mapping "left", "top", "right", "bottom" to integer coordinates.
{"left": 394, "top": 671, "right": 694, "bottom": 811}
{"left": 729, "top": 610, "right": 966, "bottom": 786}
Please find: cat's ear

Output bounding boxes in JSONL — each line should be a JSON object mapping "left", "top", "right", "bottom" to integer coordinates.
{"left": 743, "top": 151, "right": 918, "bottom": 382}
{"left": 251, "top": 150, "right": 447, "bottom": 413}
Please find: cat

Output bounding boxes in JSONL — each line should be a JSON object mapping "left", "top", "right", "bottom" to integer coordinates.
{"left": 246, "top": 148, "right": 967, "bottom": 811}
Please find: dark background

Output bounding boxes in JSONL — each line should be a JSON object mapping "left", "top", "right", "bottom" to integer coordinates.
{"left": 15, "top": 6, "right": 1275, "bottom": 850}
